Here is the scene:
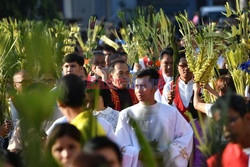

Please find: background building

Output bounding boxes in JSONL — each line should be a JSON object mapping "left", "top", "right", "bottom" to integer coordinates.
{"left": 63, "top": 0, "right": 137, "bottom": 26}
{"left": 62, "top": 0, "right": 244, "bottom": 26}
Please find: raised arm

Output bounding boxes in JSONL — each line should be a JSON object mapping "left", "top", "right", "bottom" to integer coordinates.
{"left": 193, "top": 83, "right": 207, "bottom": 114}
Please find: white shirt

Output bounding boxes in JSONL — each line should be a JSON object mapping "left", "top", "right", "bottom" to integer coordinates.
{"left": 242, "top": 148, "right": 250, "bottom": 167}
{"left": 162, "top": 73, "right": 173, "bottom": 84}
{"left": 205, "top": 103, "right": 213, "bottom": 117}
{"left": 44, "top": 107, "right": 64, "bottom": 131}
{"left": 9, "top": 99, "right": 19, "bottom": 127}
{"left": 245, "top": 86, "right": 250, "bottom": 100}
{"left": 46, "top": 115, "right": 117, "bottom": 142}
{"left": 46, "top": 116, "right": 67, "bottom": 135}
{"left": 43, "top": 87, "right": 64, "bottom": 131}
{"left": 162, "top": 79, "right": 194, "bottom": 108}
{"left": 94, "top": 107, "right": 119, "bottom": 131}
{"left": 115, "top": 102, "right": 193, "bottom": 167}
{"left": 154, "top": 89, "right": 163, "bottom": 103}
{"left": 154, "top": 74, "right": 173, "bottom": 103}
{"left": 217, "top": 55, "right": 225, "bottom": 69}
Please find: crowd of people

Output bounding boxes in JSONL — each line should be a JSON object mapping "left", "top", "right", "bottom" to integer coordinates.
{"left": 0, "top": 39, "right": 249, "bottom": 167}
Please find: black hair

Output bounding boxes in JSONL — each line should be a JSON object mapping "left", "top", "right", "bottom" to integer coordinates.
{"left": 69, "top": 152, "right": 109, "bottom": 167}
{"left": 103, "top": 45, "right": 116, "bottom": 54}
{"left": 83, "top": 136, "right": 122, "bottom": 164}
{"left": 90, "top": 80, "right": 114, "bottom": 108}
{"left": 211, "top": 93, "right": 249, "bottom": 118}
{"left": 119, "top": 51, "right": 127, "bottom": 57}
{"left": 160, "top": 47, "right": 173, "bottom": 60}
{"left": 108, "top": 54, "right": 123, "bottom": 66}
{"left": 135, "top": 68, "right": 160, "bottom": 86}
{"left": 57, "top": 74, "right": 86, "bottom": 107}
{"left": 215, "top": 74, "right": 236, "bottom": 94}
{"left": 178, "top": 52, "right": 186, "bottom": 61}
{"left": 93, "top": 50, "right": 105, "bottom": 57}
{"left": 91, "top": 51, "right": 106, "bottom": 66}
{"left": 0, "top": 151, "right": 23, "bottom": 167}
{"left": 108, "top": 60, "right": 129, "bottom": 74}
{"left": 63, "top": 53, "right": 84, "bottom": 66}
{"left": 46, "top": 123, "right": 83, "bottom": 151}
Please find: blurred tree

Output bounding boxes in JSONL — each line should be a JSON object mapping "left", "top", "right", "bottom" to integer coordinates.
{"left": 0, "top": 0, "right": 63, "bottom": 20}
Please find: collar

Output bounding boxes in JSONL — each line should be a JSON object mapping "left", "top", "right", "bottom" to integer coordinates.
{"left": 162, "top": 73, "right": 173, "bottom": 83}
{"left": 179, "top": 78, "right": 194, "bottom": 85}
{"left": 94, "top": 107, "right": 113, "bottom": 115}
{"left": 243, "top": 148, "right": 250, "bottom": 155}
{"left": 138, "top": 101, "right": 159, "bottom": 108}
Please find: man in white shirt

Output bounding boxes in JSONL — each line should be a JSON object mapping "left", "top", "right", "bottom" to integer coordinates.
{"left": 115, "top": 68, "right": 193, "bottom": 167}
{"left": 46, "top": 116, "right": 117, "bottom": 143}
{"left": 154, "top": 48, "right": 174, "bottom": 102}
{"left": 162, "top": 55, "right": 194, "bottom": 121}
{"left": 46, "top": 76, "right": 117, "bottom": 142}
{"left": 44, "top": 53, "right": 85, "bottom": 131}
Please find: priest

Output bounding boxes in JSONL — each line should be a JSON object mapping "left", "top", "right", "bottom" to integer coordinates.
{"left": 108, "top": 60, "right": 138, "bottom": 111}
{"left": 115, "top": 68, "right": 193, "bottom": 167}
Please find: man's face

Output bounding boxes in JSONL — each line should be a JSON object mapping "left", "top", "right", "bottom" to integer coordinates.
{"left": 13, "top": 73, "right": 32, "bottom": 93}
{"left": 178, "top": 57, "right": 193, "bottom": 81}
{"left": 62, "top": 62, "right": 83, "bottom": 76}
{"left": 91, "top": 55, "right": 106, "bottom": 76}
{"left": 110, "top": 63, "right": 130, "bottom": 89}
{"left": 135, "top": 76, "right": 156, "bottom": 103}
{"left": 160, "top": 54, "right": 173, "bottom": 77}
{"left": 227, "top": 108, "right": 248, "bottom": 144}
{"left": 103, "top": 50, "right": 113, "bottom": 67}
{"left": 92, "top": 55, "right": 106, "bottom": 69}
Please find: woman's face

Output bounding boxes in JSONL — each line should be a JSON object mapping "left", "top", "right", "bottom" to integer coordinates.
{"left": 51, "top": 136, "right": 82, "bottom": 167}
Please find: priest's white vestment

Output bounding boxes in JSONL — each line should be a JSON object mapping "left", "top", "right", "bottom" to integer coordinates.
{"left": 115, "top": 102, "right": 193, "bottom": 167}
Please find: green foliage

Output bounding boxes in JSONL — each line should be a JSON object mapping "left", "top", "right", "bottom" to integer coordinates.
{"left": 0, "top": 0, "right": 248, "bottom": 166}
{"left": 129, "top": 116, "right": 157, "bottom": 167}
{"left": 115, "top": 6, "right": 176, "bottom": 65}
{"left": 0, "top": 18, "right": 78, "bottom": 124}
{"left": 15, "top": 83, "right": 57, "bottom": 167}
{"left": 76, "top": 17, "right": 105, "bottom": 60}
{"left": 223, "top": 0, "right": 249, "bottom": 96}
{"left": 180, "top": 0, "right": 249, "bottom": 157}
{"left": 0, "top": 18, "right": 77, "bottom": 78}
{"left": 176, "top": 12, "right": 224, "bottom": 84}
{"left": 188, "top": 108, "right": 228, "bottom": 157}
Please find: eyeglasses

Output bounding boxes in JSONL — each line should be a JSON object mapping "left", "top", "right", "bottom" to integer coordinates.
{"left": 228, "top": 115, "right": 241, "bottom": 124}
